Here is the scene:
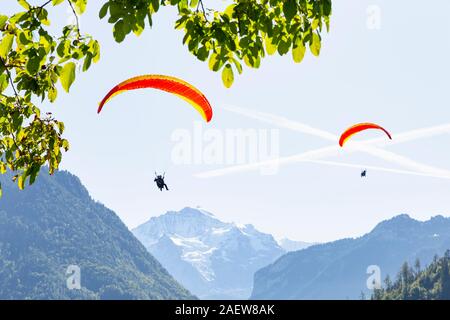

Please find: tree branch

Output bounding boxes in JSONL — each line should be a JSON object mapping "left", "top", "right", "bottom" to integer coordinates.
{"left": 34, "top": 0, "right": 52, "bottom": 17}
{"left": 0, "top": 59, "right": 25, "bottom": 155}
{"left": 67, "top": 0, "right": 81, "bottom": 39}
{"left": 0, "top": 57, "right": 21, "bottom": 107}
{"left": 197, "top": 0, "right": 208, "bottom": 21}
{"left": 39, "top": 0, "right": 52, "bottom": 9}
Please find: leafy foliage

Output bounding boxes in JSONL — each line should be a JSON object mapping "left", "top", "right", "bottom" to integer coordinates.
{"left": 100, "top": 0, "right": 332, "bottom": 87}
{"left": 0, "top": 0, "right": 99, "bottom": 194}
{"left": 0, "top": 169, "right": 194, "bottom": 299}
{"left": 251, "top": 214, "right": 450, "bottom": 299}
{"left": 0, "top": 0, "right": 332, "bottom": 193}
{"left": 372, "top": 251, "right": 450, "bottom": 300}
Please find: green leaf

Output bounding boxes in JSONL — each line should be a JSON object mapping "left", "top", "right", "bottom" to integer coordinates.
{"left": 243, "top": 54, "right": 260, "bottom": 69}
{"left": 26, "top": 54, "right": 42, "bottom": 75}
{"left": 57, "top": 40, "right": 69, "bottom": 58}
{"left": 48, "top": 86, "right": 57, "bottom": 102}
{"left": 277, "top": 38, "right": 291, "bottom": 55}
{"left": 222, "top": 64, "right": 234, "bottom": 88}
{"left": 113, "top": 20, "right": 126, "bottom": 43}
{"left": 29, "top": 170, "right": 38, "bottom": 185}
{"left": 208, "top": 52, "right": 223, "bottom": 72}
{"left": 62, "top": 139, "right": 70, "bottom": 151}
{"left": 99, "top": 3, "right": 109, "bottom": 19}
{"left": 37, "top": 8, "right": 50, "bottom": 26}
{"left": 18, "top": 174, "right": 25, "bottom": 190}
{"left": 0, "top": 74, "right": 8, "bottom": 93}
{"left": 60, "top": 62, "right": 76, "bottom": 93}
{"left": 132, "top": 21, "right": 145, "bottom": 36}
{"left": 265, "top": 36, "right": 277, "bottom": 56}
{"left": 224, "top": 4, "right": 235, "bottom": 18}
{"left": 292, "top": 38, "right": 306, "bottom": 63}
{"left": 190, "top": 0, "right": 199, "bottom": 9}
{"left": 0, "top": 15, "right": 8, "bottom": 29}
{"left": 310, "top": 33, "right": 321, "bottom": 56}
{"left": 324, "top": 16, "right": 330, "bottom": 32}
{"left": 18, "top": 31, "right": 31, "bottom": 45}
{"left": 0, "top": 34, "right": 14, "bottom": 59}
{"left": 73, "top": 0, "right": 87, "bottom": 15}
{"left": 17, "top": 129, "right": 25, "bottom": 142}
{"left": 150, "top": 0, "right": 160, "bottom": 13}
{"left": 52, "top": 0, "right": 65, "bottom": 5}
{"left": 312, "top": 19, "right": 320, "bottom": 30}
{"left": 196, "top": 46, "right": 209, "bottom": 61}
{"left": 283, "top": 0, "right": 297, "bottom": 21}
{"left": 17, "top": 0, "right": 30, "bottom": 10}
{"left": 0, "top": 163, "right": 6, "bottom": 174}
{"left": 323, "top": 0, "right": 332, "bottom": 16}
{"left": 57, "top": 122, "right": 65, "bottom": 134}
{"left": 82, "top": 52, "right": 92, "bottom": 71}
{"left": 230, "top": 57, "right": 243, "bottom": 74}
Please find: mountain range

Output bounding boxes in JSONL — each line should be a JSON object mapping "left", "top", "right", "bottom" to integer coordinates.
{"left": 2, "top": 168, "right": 450, "bottom": 301}
{"left": 277, "top": 238, "right": 317, "bottom": 252}
{"left": 0, "top": 170, "right": 194, "bottom": 299}
{"left": 132, "top": 207, "right": 289, "bottom": 299}
{"left": 251, "top": 214, "right": 450, "bottom": 299}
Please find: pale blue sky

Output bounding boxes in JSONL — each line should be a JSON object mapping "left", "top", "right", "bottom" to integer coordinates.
{"left": 4, "top": 1, "right": 450, "bottom": 242}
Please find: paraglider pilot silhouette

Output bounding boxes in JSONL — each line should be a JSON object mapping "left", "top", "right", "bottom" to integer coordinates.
{"left": 154, "top": 172, "right": 169, "bottom": 191}
{"left": 361, "top": 170, "right": 367, "bottom": 178}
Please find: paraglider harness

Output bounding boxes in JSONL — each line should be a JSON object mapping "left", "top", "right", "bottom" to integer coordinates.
{"left": 154, "top": 172, "right": 169, "bottom": 191}
{"left": 361, "top": 170, "right": 367, "bottom": 178}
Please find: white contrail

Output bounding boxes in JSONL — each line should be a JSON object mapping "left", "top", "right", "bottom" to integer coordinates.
{"left": 196, "top": 150, "right": 450, "bottom": 179}
{"left": 195, "top": 145, "right": 341, "bottom": 178}
{"left": 217, "top": 104, "right": 450, "bottom": 175}
{"left": 363, "top": 123, "right": 450, "bottom": 146}
{"left": 197, "top": 105, "right": 450, "bottom": 178}
{"left": 221, "top": 104, "right": 337, "bottom": 141}
{"left": 301, "top": 159, "right": 450, "bottom": 179}
{"left": 195, "top": 142, "right": 450, "bottom": 178}
{"left": 223, "top": 106, "right": 450, "bottom": 174}
{"left": 353, "top": 144, "right": 450, "bottom": 176}
{"left": 222, "top": 104, "right": 450, "bottom": 146}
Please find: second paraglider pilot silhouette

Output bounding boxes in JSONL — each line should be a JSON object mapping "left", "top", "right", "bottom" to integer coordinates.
{"left": 361, "top": 170, "right": 367, "bottom": 178}
{"left": 154, "top": 172, "right": 169, "bottom": 191}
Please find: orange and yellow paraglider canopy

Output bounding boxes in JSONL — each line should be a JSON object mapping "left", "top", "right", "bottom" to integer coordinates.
{"left": 339, "top": 123, "right": 392, "bottom": 147}
{"left": 98, "top": 75, "right": 213, "bottom": 122}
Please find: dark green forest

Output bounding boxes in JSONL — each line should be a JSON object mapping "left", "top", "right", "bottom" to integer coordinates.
{"left": 372, "top": 250, "right": 450, "bottom": 300}
{"left": 0, "top": 169, "right": 194, "bottom": 299}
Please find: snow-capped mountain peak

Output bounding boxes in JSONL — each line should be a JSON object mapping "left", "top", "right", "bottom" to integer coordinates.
{"left": 132, "top": 207, "right": 285, "bottom": 299}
